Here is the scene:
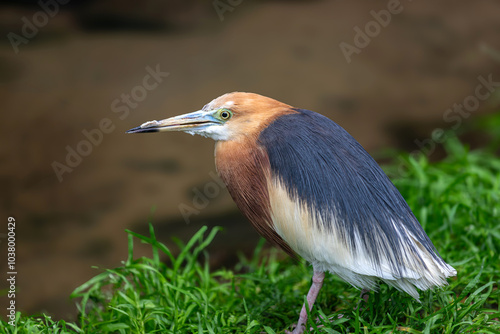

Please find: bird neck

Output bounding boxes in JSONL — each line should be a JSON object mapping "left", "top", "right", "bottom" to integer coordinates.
{"left": 214, "top": 137, "right": 297, "bottom": 258}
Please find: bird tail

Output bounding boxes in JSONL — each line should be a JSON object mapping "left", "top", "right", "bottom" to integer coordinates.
{"left": 382, "top": 234, "right": 457, "bottom": 301}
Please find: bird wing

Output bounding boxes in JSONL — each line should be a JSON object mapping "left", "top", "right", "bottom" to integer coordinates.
{"left": 258, "top": 109, "right": 456, "bottom": 297}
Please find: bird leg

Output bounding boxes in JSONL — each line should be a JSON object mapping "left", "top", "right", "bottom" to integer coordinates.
{"left": 360, "top": 288, "right": 370, "bottom": 302}
{"left": 288, "top": 270, "right": 325, "bottom": 334}
{"left": 355, "top": 288, "right": 370, "bottom": 311}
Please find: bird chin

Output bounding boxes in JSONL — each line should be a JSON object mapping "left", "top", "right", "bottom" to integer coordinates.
{"left": 185, "top": 124, "right": 230, "bottom": 141}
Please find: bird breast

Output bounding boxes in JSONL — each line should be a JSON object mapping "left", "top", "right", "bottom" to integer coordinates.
{"left": 215, "top": 139, "right": 296, "bottom": 257}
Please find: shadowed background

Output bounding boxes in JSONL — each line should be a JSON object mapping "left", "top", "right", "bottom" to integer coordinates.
{"left": 1, "top": 0, "right": 499, "bottom": 320}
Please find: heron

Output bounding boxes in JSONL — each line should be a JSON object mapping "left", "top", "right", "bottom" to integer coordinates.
{"left": 127, "top": 92, "right": 456, "bottom": 333}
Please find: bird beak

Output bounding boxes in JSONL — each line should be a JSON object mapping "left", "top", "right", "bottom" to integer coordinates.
{"left": 126, "top": 110, "right": 222, "bottom": 134}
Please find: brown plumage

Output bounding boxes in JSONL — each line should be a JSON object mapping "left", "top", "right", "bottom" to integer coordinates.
{"left": 216, "top": 138, "right": 297, "bottom": 257}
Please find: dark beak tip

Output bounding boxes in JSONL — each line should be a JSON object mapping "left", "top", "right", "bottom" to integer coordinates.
{"left": 126, "top": 126, "right": 140, "bottom": 134}
{"left": 126, "top": 126, "right": 160, "bottom": 134}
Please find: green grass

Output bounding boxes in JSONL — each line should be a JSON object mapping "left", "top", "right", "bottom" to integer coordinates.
{"left": 2, "top": 130, "right": 500, "bottom": 333}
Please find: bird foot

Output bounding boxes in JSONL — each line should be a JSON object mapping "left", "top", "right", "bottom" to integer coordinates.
{"left": 284, "top": 324, "right": 303, "bottom": 334}
{"left": 285, "top": 315, "right": 344, "bottom": 333}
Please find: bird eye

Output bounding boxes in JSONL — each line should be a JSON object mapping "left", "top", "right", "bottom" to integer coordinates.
{"left": 218, "top": 109, "right": 232, "bottom": 121}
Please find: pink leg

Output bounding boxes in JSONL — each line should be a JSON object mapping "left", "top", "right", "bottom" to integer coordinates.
{"left": 288, "top": 271, "right": 325, "bottom": 334}
{"left": 355, "top": 288, "right": 370, "bottom": 310}
{"left": 360, "top": 288, "right": 369, "bottom": 303}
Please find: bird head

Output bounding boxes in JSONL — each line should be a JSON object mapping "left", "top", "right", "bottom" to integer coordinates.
{"left": 127, "top": 92, "right": 292, "bottom": 142}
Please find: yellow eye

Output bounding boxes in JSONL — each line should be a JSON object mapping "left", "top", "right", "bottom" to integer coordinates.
{"left": 218, "top": 109, "right": 232, "bottom": 121}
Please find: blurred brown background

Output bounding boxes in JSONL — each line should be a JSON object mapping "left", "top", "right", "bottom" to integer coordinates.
{"left": 1, "top": 0, "right": 500, "bottom": 321}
